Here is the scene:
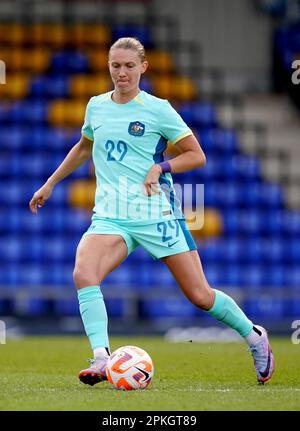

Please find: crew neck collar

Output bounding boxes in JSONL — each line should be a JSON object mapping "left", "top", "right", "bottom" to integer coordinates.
{"left": 110, "top": 90, "right": 143, "bottom": 106}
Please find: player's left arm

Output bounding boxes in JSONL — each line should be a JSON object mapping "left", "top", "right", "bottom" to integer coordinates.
{"left": 143, "top": 134, "right": 206, "bottom": 196}
{"left": 165, "top": 133, "right": 206, "bottom": 173}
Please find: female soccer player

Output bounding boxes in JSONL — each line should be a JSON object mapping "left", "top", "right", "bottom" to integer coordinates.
{"left": 29, "top": 37, "right": 274, "bottom": 385}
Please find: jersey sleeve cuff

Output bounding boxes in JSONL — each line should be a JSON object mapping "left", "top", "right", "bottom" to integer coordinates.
{"left": 172, "top": 131, "right": 193, "bottom": 145}
{"left": 82, "top": 133, "right": 94, "bottom": 142}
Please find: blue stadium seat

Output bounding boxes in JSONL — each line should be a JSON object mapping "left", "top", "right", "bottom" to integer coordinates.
{"left": 139, "top": 297, "right": 196, "bottom": 318}
{"left": 223, "top": 155, "right": 261, "bottom": 181}
{"left": 63, "top": 209, "right": 91, "bottom": 233}
{"left": 178, "top": 102, "right": 217, "bottom": 127}
{"left": 42, "top": 264, "right": 74, "bottom": 285}
{"left": 0, "top": 102, "right": 11, "bottom": 125}
{"left": 198, "top": 238, "right": 222, "bottom": 263}
{"left": 285, "top": 239, "right": 300, "bottom": 263}
{"left": 9, "top": 101, "right": 48, "bottom": 124}
{"left": 244, "top": 298, "right": 285, "bottom": 319}
{"left": 0, "top": 209, "right": 22, "bottom": 233}
{"left": 53, "top": 298, "right": 79, "bottom": 316}
{"left": 104, "top": 265, "right": 132, "bottom": 287}
{"left": 0, "top": 299, "right": 13, "bottom": 315}
{"left": 0, "top": 264, "right": 21, "bottom": 284}
{"left": 19, "top": 263, "right": 44, "bottom": 285}
{"left": 202, "top": 263, "right": 222, "bottom": 286}
{"left": 105, "top": 298, "right": 127, "bottom": 318}
{"left": 50, "top": 51, "right": 90, "bottom": 74}
{"left": 199, "top": 128, "right": 238, "bottom": 154}
{"left": 0, "top": 126, "right": 25, "bottom": 150}
{"left": 241, "top": 265, "right": 265, "bottom": 287}
{"left": 264, "top": 266, "right": 286, "bottom": 287}
{"left": 14, "top": 298, "right": 49, "bottom": 316}
{"left": 0, "top": 236, "right": 22, "bottom": 262}
{"left": 44, "top": 127, "right": 80, "bottom": 151}
{"left": 42, "top": 236, "right": 76, "bottom": 263}
{"left": 287, "top": 297, "right": 300, "bottom": 318}
{"left": 282, "top": 210, "right": 300, "bottom": 235}
{"left": 30, "top": 76, "right": 70, "bottom": 99}
{"left": 221, "top": 264, "right": 243, "bottom": 286}
{"left": 285, "top": 266, "right": 300, "bottom": 287}
{"left": 140, "top": 77, "right": 154, "bottom": 93}
{"left": 112, "top": 25, "right": 153, "bottom": 48}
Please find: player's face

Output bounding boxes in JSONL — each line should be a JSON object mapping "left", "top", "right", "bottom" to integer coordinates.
{"left": 108, "top": 48, "right": 148, "bottom": 94}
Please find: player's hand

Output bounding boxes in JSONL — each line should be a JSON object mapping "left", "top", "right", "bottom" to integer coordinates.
{"left": 29, "top": 181, "right": 54, "bottom": 214}
{"left": 143, "top": 164, "right": 162, "bottom": 196}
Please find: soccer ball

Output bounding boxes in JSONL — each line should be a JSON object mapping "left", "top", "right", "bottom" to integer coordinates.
{"left": 106, "top": 345, "right": 154, "bottom": 390}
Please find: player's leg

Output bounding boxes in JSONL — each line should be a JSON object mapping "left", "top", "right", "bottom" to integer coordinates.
{"left": 162, "top": 250, "right": 275, "bottom": 383}
{"left": 74, "top": 233, "right": 128, "bottom": 385}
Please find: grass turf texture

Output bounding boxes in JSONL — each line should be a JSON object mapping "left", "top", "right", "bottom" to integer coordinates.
{"left": 0, "top": 335, "right": 299, "bottom": 411}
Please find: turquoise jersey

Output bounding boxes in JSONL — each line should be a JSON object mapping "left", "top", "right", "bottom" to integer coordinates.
{"left": 81, "top": 90, "right": 193, "bottom": 222}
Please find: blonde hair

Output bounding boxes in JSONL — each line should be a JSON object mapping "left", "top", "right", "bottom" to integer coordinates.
{"left": 109, "top": 37, "right": 146, "bottom": 62}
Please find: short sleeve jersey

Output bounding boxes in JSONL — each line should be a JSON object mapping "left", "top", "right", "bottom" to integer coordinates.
{"left": 81, "top": 90, "right": 193, "bottom": 222}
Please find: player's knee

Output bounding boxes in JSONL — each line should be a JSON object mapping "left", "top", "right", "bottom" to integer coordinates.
{"left": 73, "top": 266, "right": 99, "bottom": 289}
{"left": 188, "top": 288, "right": 214, "bottom": 311}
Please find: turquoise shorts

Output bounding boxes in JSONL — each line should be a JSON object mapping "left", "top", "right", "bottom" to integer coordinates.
{"left": 83, "top": 216, "right": 197, "bottom": 259}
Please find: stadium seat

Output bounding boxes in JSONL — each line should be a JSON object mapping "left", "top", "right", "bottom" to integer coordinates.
{"left": 139, "top": 297, "right": 196, "bottom": 318}
{"left": 282, "top": 210, "right": 300, "bottom": 235}
{"left": 50, "top": 51, "right": 90, "bottom": 74}
{"left": 70, "top": 74, "right": 112, "bottom": 98}
{"left": 105, "top": 298, "right": 127, "bottom": 318}
{"left": 146, "top": 51, "right": 175, "bottom": 74}
{"left": 48, "top": 100, "right": 86, "bottom": 127}
{"left": 104, "top": 266, "right": 132, "bottom": 287}
{"left": 0, "top": 74, "right": 29, "bottom": 100}
{"left": 8, "top": 101, "right": 48, "bottom": 124}
{"left": 88, "top": 49, "right": 109, "bottom": 72}
{"left": 1, "top": 48, "right": 50, "bottom": 73}
{"left": 244, "top": 298, "right": 285, "bottom": 319}
{"left": 178, "top": 102, "right": 217, "bottom": 127}
{"left": 69, "top": 24, "right": 111, "bottom": 47}
{"left": 139, "top": 77, "right": 154, "bottom": 93}
{"left": 112, "top": 25, "right": 153, "bottom": 48}
{"left": 30, "top": 76, "right": 70, "bottom": 99}
{"left": 53, "top": 298, "right": 79, "bottom": 316}
{"left": 29, "top": 24, "right": 66, "bottom": 48}
{"left": 14, "top": 298, "right": 49, "bottom": 316}
{"left": 42, "top": 264, "right": 74, "bottom": 285}
{"left": 199, "top": 127, "right": 238, "bottom": 153}
{"left": 152, "top": 75, "right": 198, "bottom": 101}
{"left": 0, "top": 23, "right": 26, "bottom": 45}
{"left": 0, "top": 264, "right": 21, "bottom": 285}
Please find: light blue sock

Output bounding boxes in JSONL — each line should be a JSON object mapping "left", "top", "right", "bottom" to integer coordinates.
{"left": 77, "top": 285, "right": 109, "bottom": 350}
{"left": 207, "top": 289, "right": 253, "bottom": 337}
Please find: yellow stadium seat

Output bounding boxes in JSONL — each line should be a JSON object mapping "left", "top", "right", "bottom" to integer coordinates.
{"left": 88, "top": 49, "right": 109, "bottom": 72}
{"left": 69, "top": 179, "right": 96, "bottom": 211}
{"left": 69, "top": 24, "right": 111, "bottom": 47}
{"left": 1, "top": 48, "right": 50, "bottom": 73}
{"left": 146, "top": 51, "right": 175, "bottom": 74}
{"left": 186, "top": 208, "right": 223, "bottom": 240}
{"left": 0, "top": 73, "right": 28, "bottom": 99}
{"left": 48, "top": 99, "right": 87, "bottom": 127}
{"left": 152, "top": 75, "right": 198, "bottom": 101}
{"left": 70, "top": 74, "right": 112, "bottom": 98}
{"left": 0, "top": 24, "right": 26, "bottom": 45}
{"left": 29, "top": 24, "right": 66, "bottom": 48}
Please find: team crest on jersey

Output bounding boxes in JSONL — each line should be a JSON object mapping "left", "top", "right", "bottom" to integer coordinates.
{"left": 128, "top": 121, "right": 145, "bottom": 136}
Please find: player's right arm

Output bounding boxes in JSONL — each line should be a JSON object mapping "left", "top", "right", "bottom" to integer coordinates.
{"left": 29, "top": 135, "right": 93, "bottom": 214}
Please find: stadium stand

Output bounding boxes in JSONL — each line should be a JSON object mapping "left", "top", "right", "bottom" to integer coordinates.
{"left": 0, "top": 6, "right": 299, "bottom": 331}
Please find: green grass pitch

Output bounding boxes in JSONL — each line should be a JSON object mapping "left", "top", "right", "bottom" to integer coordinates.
{"left": 0, "top": 335, "right": 299, "bottom": 411}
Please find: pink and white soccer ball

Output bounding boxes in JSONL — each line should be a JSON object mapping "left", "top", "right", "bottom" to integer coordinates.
{"left": 106, "top": 345, "right": 154, "bottom": 390}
